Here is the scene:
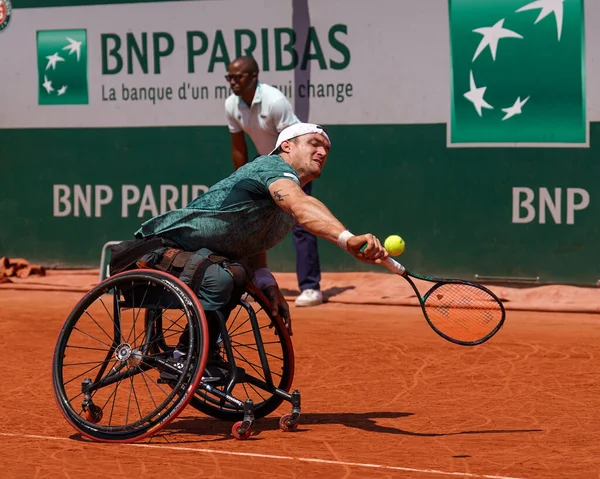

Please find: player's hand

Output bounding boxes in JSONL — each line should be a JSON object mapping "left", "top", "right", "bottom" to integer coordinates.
{"left": 263, "top": 284, "right": 293, "bottom": 336}
{"left": 347, "top": 234, "right": 388, "bottom": 264}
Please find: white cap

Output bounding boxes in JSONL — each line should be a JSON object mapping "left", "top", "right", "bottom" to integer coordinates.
{"left": 269, "top": 123, "right": 331, "bottom": 155}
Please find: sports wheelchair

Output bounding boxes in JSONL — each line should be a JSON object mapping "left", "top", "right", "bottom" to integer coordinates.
{"left": 52, "top": 268, "right": 301, "bottom": 442}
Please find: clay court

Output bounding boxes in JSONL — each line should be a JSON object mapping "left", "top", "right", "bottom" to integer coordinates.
{"left": 1, "top": 271, "right": 599, "bottom": 479}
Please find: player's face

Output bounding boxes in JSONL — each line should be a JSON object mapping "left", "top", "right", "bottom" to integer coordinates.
{"left": 226, "top": 61, "right": 257, "bottom": 96}
{"left": 292, "top": 134, "right": 330, "bottom": 180}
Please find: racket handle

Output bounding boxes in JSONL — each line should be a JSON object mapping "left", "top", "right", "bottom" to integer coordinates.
{"left": 360, "top": 243, "right": 406, "bottom": 275}
{"left": 383, "top": 257, "right": 406, "bottom": 275}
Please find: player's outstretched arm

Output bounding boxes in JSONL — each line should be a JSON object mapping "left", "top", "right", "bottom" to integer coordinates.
{"left": 268, "top": 179, "right": 388, "bottom": 263}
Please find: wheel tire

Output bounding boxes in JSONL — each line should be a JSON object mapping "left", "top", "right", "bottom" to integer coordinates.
{"left": 52, "top": 270, "right": 209, "bottom": 443}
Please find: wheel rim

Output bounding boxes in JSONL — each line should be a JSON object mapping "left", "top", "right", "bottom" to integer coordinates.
{"left": 52, "top": 270, "right": 208, "bottom": 442}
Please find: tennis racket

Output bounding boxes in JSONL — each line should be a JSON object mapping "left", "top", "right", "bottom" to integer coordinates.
{"left": 380, "top": 256, "right": 506, "bottom": 346}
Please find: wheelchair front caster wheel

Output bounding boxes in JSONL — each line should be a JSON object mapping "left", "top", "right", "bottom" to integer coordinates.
{"left": 84, "top": 404, "right": 103, "bottom": 424}
{"left": 279, "top": 413, "right": 299, "bottom": 432}
{"left": 232, "top": 420, "right": 252, "bottom": 440}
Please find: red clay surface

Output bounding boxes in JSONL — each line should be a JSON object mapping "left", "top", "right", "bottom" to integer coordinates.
{"left": 1, "top": 289, "right": 600, "bottom": 478}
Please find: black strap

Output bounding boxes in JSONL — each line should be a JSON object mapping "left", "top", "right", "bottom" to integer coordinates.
{"left": 180, "top": 252, "right": 212, "bottom": 292}
{"left": 152, "top": 248, "right": 214, "bottom": 293}
{"left": 114, "top": 239, "right": 238, "bottom": 294}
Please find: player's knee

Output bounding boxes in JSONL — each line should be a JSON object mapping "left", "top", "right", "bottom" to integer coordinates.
{"left": 198, "top": 263, "right": 235, "bottom": 311}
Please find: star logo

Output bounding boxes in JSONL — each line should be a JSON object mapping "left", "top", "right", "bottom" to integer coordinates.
{"left": 472, "top": 19, "right": 523, "bottom": 61}
{"left": 463, "top": 71, "right": 494, "bottom": 116}
{"left": 448, "top": 0, "right": 586, "bottom": 146}
{"left": 36, "top": 29, "right": 88, "bottom": 105}
{"left": 501, "top": 96, "right": 530, "bottom": 120}
{"left": 62, "top": 37, "right": 83, "bottom": 61}
{"left": 45, "top": 52, "right": 66, "bottom": 70}
{"left": 516, "top": 0, "right": 565, "bottom": 40}
{"left": 42, "top": 75, "right": 54, "bottom": 94}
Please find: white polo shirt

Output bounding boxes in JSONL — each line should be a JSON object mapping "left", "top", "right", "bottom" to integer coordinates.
{"left": 225, "top": 82, "right": 300, "bottom": 155}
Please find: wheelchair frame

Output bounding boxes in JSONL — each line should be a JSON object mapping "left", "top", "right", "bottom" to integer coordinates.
{"left": 52, "top": 268, "right": 301, "bottom": 443}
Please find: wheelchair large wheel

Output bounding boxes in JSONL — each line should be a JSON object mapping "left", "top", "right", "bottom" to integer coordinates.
{"left": 188, "top": 285, "right": 295, "bottom": 421}
{"left": 52, "top": 269, "right": 209, "bottom": 443}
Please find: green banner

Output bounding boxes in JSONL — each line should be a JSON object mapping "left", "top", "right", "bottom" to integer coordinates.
{"left": 36, "top": 29, "right": 89, "bottom": 105}
{"left": 449, "top": 0, "right": 586, "bottom": 145}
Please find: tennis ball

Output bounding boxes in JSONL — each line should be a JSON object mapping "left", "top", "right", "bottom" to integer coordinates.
{"left": 384, "top": 235, "right": 405, "bottom": 256}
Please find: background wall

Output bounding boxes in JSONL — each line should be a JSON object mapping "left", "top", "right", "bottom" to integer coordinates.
{"left": 1, "top": 0, "right": 597, "bottom": 285}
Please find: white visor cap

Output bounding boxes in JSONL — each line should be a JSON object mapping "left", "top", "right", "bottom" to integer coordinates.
{"left": 269, "top": 123, "right": 331, "bottom": 155}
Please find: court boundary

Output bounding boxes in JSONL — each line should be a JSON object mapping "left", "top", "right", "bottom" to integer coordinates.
{"left": 0, "top": 432, "right": 526, "bottom": 479}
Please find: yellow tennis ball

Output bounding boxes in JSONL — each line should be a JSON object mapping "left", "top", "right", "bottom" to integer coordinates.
{"left": 384, "top": 235, "right": 405, "bottom": 256}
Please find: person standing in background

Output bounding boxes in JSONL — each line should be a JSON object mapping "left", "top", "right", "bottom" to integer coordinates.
{"left": 224, "top": 55, "right": 324, "bottom": 307}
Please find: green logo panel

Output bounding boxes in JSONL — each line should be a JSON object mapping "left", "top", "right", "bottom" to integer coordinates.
{"left": 37, "top": 29, "right": 88, "bottom": 105}
{"left": 449, "top": 0, "right": 586, "bottom": 145}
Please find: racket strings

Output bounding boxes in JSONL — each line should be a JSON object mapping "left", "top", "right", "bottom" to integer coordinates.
{"left": 423, "top": 283, "right": 503, "bottom": 344}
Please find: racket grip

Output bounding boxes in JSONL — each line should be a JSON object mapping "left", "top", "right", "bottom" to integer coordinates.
{"left": 360, "top": 243, "right": 406, "bottom": 275}
{"left": 383, "top": 257, "right": 406, "bottom": 275}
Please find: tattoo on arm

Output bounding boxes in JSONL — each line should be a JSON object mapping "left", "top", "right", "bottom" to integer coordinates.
{"left": 273, "top": 190, "right": 289, "bottom": 202}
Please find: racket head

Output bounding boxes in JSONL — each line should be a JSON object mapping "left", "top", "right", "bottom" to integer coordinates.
{"left": 419, "top": 280, "right": 506, "bottom": 346}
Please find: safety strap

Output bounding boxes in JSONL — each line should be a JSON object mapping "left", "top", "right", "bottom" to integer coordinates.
{"left": 181, "top": 253, "right": 213, "bottom": 292}
{"left": 115, "top": 237, "right": 236, "bottom": 293}
{"left": 154, "top": 249, "right": 224, "bottom": 293}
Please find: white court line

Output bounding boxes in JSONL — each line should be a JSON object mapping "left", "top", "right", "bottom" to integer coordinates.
{"left": 0, "top": 432, "right": 525, "bottom": 479}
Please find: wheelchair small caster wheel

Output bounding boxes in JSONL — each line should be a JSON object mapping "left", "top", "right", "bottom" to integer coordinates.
{"left": 84, "top": 404, "right": 103, "bottom": 424}
{"left": 232, "top": 420, "right": 252, "bottom": 440}
{"left": 279, "top": 413, "right": 298, "bottom": 432}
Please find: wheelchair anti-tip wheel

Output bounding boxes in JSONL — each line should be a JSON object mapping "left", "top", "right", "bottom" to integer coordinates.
{"left": 52, "top": 269, "right": 209, "bottom": 443}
